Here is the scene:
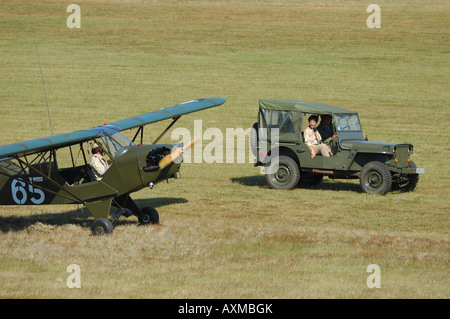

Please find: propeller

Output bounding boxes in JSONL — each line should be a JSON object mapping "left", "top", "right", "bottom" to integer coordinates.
{"left": 159, "top": 140, "right": 195, "bottom": 169}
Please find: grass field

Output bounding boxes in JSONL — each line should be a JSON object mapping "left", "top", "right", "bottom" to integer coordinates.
{"left": 0, "top": 0, "right": 449, "bottom": 299}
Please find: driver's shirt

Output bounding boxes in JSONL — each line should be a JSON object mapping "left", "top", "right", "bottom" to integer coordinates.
{"left": 89, "top": 154, "right": 109, "bottom": 181}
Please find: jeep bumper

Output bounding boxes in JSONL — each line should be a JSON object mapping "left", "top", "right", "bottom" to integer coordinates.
{"left": 389, "top": 166, "right": 425, "bottom": 174}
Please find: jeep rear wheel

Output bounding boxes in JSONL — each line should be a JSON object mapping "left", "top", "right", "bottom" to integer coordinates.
{"left": 265, "top": 155, "right": 300, "bottom": 190}
{"left": 360, "top": 161, "right": 392, "bottom": 195}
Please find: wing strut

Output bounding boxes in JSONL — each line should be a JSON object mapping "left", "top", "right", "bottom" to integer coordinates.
{"left": 152, "top": 116, "right": 181, "bottom": 144}
{"left": 13, "top": 155, "right": 84, "bottom": 204}
{"left": 131, "top": 126, "right": 144, "bottom": 145}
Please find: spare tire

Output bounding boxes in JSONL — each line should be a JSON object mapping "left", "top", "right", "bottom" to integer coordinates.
{"left": 250, "top": 122, "right": 258, "bottom": 157}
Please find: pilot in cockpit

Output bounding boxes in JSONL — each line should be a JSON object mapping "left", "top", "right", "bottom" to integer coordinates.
{"left": 89, "top": 142, "right": 112, "bottom": 181}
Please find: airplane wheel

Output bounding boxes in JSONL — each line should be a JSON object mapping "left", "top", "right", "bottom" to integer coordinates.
{"left": 91, "top": 218, "right": 114, "bottom": 236}
{"left": 138, "top": 207, "right": 159, "bottom": 225}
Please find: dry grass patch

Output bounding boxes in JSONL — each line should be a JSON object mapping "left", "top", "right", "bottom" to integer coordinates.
{"left": 0, "top": 0, "right": 448, "bottom": 298}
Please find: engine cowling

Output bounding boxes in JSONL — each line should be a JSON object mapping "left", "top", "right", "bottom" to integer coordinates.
{"left": 143, "top": 147, "right": 171, "bottom": 172}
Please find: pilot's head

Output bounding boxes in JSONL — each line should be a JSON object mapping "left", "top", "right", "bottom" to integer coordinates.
{"left": 91, "top": 143, "right": 103, "bottom": 155}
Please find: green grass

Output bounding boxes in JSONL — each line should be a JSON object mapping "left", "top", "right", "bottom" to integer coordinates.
{"left": 0, "top": 0, "right": 449, "bottom": 298}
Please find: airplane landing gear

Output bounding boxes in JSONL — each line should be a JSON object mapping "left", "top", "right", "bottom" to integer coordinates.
{"left": 112, "top": 195, "right": 160, "bottom": 227}
{"left": 91, "top": 218, "right": 113, "bottom": 236}
{"left": 138, "top": 207, "right": 159, "bottom": 225}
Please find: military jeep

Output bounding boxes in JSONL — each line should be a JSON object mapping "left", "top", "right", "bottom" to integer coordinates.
{"left": 251, "top": 99, "right": 424, "bottom": 195}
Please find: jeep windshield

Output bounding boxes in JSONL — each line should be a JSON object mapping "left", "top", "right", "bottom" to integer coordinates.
{"left": 334, "top": 113, "right": 364, "bottom": 141}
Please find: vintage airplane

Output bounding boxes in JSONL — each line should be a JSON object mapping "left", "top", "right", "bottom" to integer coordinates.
{"left": 0, "top": 98, "right": 226, "bottom": 235}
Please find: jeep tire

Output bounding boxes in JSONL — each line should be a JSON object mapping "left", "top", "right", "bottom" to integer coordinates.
{"left": 265, "top": 155, "right": 300, "bottom": 190}
{"left": 250, "top": 122, "right": 258, "bottom": 157}
{"left": 392, "top": 160, "right": 419, "bottom": 192}
{"left": 360, "top": 161, "right": 392, "bottom": 195}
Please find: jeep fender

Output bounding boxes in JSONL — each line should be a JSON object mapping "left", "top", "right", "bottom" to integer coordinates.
{"left": 348, "top": 153, "right": 392, "bottom": 171}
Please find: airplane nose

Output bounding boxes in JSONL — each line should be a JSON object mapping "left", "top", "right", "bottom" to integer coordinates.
{"left": 159, "top": 141, "right": 194, "bottom": 169}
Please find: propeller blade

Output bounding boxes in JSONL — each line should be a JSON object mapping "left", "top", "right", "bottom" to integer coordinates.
{"left": 159, "top": 140, "right": 195, "bottom": 169}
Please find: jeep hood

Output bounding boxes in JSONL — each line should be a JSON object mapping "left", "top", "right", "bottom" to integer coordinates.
{"left": 340, "top": 140, "right": 412, "bottom": 154}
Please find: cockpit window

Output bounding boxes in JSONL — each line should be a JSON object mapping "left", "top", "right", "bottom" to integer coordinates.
{"left": 100, "top": 131, "right": 135, "bottom": 158}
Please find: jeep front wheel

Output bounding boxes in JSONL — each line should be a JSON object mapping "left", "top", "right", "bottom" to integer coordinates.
{"left": 265, "top": 155, "right": 300, "bottom": 190}
{"left": 360, "top": 161, "right": 392, "bottom": 195}
{"left": 392, "top": 161, "right": 419, "bottom": 192}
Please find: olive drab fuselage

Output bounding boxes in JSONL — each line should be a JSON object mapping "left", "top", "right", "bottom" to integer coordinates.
{"left": 0, "top": 143, "right": 181, "bottom": 217}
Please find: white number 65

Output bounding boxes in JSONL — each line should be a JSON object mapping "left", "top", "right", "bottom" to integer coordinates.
{"left": 11, "top": 177, "right": 45, "bottom": 205}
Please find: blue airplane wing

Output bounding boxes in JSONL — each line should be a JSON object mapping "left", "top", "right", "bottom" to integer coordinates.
{"left": 0, "top": 98, "right": 226, "bottom": 159}
{"left": 0, "top": 130, "right": 99, "bottom": 160}
{"left": 107, "top": 98, "right": 226, "bottom": 131}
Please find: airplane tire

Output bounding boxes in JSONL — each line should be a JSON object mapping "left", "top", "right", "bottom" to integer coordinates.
{"left": 91, "top": 218, "right": 114, "bottom": 236}
{"left": 138, "top": 207, "right": 159, "bottom": 225}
